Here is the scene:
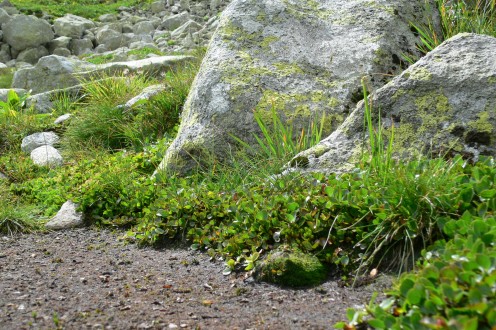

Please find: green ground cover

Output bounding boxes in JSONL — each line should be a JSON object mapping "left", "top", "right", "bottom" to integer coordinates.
{"left": 0, "top": 0, "right": 495, "bottom": 329}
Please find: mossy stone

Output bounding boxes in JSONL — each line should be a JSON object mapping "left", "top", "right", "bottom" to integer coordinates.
{"left": 254, "top": 247, "right": 327, "bottom": 287}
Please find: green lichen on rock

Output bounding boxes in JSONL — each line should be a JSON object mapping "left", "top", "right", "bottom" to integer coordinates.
{"left": 254, "top": 247, "right": 328, "bottom": 287}
{"left": 282, "top": 0, "right": 334, "bottom": 20}
{"left": 469, "top": 111, "right": 493, "bottom": 133}
{"left": 405, "top": 66, "right": 433, "bottom": 81}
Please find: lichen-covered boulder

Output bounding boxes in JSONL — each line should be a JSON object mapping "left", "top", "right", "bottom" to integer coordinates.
{"left": 254, "top": 247, "right": 327, "bottom": 287}
{"left": 53, "top": 14, "right": 96, "bottom": 39}
{"left": 3, "top": 15, "right": 54, "bottom": 51}
{"left": 157, "top": 0, "right": 439, "bottom": 175}
{"left": 287, "top": 33, "right": 496, "bottom": 174}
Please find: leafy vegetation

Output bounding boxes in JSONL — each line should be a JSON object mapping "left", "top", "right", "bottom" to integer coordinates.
{"left": 0, "top": 0, "right": 495, "bottom": 328}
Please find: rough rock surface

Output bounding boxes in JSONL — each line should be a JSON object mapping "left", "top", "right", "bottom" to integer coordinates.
{"left": 123, "top": 84, "right": 167, "bottom": 109}
{"left": 45, "top": 200, "right": 84, "bottom": 230}
{"left": 21, "top": 132, "right": 60, "bottom": 154}
{"left": 53, "top": 14, "right": 95, "bottom": 39}
{"left": 2, "top": 15, "right": 54, "bottom": 51}
{"left": 157, "top": 0, "right": 439, "bottom": 175}
{"left": 30, "top": 145, "right": 63, "bottom": 167}
{"left": 12, "top": 55, "right": 95, "bottom": 94}
{"left": 12, "top": 54, "right": 192, "bottom": 94}
{"left": 288, "top": 33, "right": 496, "bottom": 174}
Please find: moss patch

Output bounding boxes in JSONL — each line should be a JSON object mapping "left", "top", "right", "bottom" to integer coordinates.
{"left": 254, "top": 247, "right": 327, "bottom": 287}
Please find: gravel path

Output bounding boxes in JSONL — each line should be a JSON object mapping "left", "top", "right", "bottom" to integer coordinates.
{"left": 0, "top": 228, "right": 392, "bottom": 329}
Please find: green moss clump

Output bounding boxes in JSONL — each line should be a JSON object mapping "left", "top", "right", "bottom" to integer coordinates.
{"left": 254, "top": 247, "right": 328, "bottom": 287}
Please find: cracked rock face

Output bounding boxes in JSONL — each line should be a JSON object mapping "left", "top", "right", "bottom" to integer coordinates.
{"left": 157, "top": 0, "right": 439, "bottom": 175}
{"left": 287, "top": 33, "right": 496, "bottom": 175}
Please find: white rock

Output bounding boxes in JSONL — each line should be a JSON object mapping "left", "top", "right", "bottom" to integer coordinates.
{"left": 30, "top": 145, "right": 63, "bottom": 167}
{"left": 45, "top": 200, "right": 84, "bottom": 230}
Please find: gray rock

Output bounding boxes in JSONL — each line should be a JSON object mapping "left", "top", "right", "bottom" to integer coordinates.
{"left": 179, "top": 0, "right": 190, "bottom": 11}
{"left": 96, "top": 26, "right": 126, "bottom": 51}
{"left": 288, "top": 33, "right": 496, "bottom": 174}
{"left": 12, "top": 53, "right": 192, "bottom": 93}
{"left": 133, "top": 20, "right": 155, "bottom": 35}
{"left": 124, "top": 84, "right": 166, "bottom": 109}
{"left": 12, "top": 55, "right": 96, "bottom": 94}
{"left": 54, "top": 14, "right": 95, "bottom": 39}
{"left": 95, "top": 55, "right": 194, "bottom": 77}
{"left": 151, "top": 1, "right": 166, "bottom": 14}
{"left": 3, "top": 15, "right": 54, "bottom": 51}
{"left": 25, "top": 93, "right": 54, "bottom": 114}
{"left": 99, "top": 13, "right": 117, "bottom": 23}
{"left": 21, "top": 132, "right": 60, "bottom": 153}
{"left": 0, "top": 7, "right": 10, "bottom": 25}
{"left": 45, "top": 200, "right": 84, "bottom": 230}
{"left": 0, "top": 172, "right": 7, "bottom": 180}
{"left": 70, "top": 38, "right": 94, "bottom": 56}
{"left": 54, "top": 113, "right": 71, "bottom": 125}
{"left": 160, "top": 11, "right": 190, "bottom": 31}
{"left": 157, "top": 0, "right": 438, "bottom": 175}
{"left": 30, "top": 145, "right": 63, "bottom": 167}
{"left": 52, "top": 47, "right": 72, "bottom": 57}
{"left": 15, "top": 46, "right": 48, "bottom": 65}
{"left": 170, "top": 20, "right": 203, "bottom": 39}
{"left": 48, "top": 36, "right": 72, "bottom": 53}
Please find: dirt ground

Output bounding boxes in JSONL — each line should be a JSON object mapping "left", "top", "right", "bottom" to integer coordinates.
{"left": 0, "top": 228, "right": 393, "bottom": 329}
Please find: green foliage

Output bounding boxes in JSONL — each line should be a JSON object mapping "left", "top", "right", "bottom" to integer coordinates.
{"left": 0, "top": 89, "right": 30, "bottom": 120}
{"left": 10, "top": 0, "right": 152, "bottom": 19}
{"left": 63, "top": 61, "right": 198, "bottom": 152}
{"left": 337, "top": 157, "right": 496, "bottom": 329}
{"left": 127, "top": 47, "right": 164, "bottom": 59}
{"left": 0, "top": 183, "right": 44, "bottom": 235}
{"left": 11, "top": 145, "right": 164, "bottom": 221}
{"left": 82, "top": 53, "right": 115, "bottom": 65}
{"left": 0, "top": 93, "right": 54, "bottom": 153}
{"left": 405, "top": 0, "right": 496, "bottom": 63}
{"left": 0, "top": 67, "right": 14, "bottom": 88}
{"left": 232, "top": 106, "right": 325, "bottom": 162}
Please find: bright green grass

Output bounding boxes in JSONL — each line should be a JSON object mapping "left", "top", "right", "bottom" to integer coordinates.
{"left": 10, "top": 0, "right": 152, "bottom": 19}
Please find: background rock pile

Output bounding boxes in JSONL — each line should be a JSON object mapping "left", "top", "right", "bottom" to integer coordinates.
{"left": 0, "top": 0, "right": 230, "bottom": 67}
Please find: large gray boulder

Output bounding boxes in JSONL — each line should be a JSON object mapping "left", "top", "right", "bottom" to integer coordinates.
{"left": 12, "top": 54, "right": 193, "bottom": 94}
{"left": 53, "top": 14, "right": 95, "bottom": 39}
{"left": 12, "top": 55, "right": 95, "bottom": 94}
{"left": 3, "top": 15, "right": 54, "bottom": 51}
{"left": 157, "top": 0, "right": 439, "bottom": 175}
{"left": 287, "top": 33, "right": 496, "bottom": 174}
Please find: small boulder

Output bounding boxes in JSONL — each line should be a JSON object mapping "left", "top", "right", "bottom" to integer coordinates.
{"left": 254, "top": 247, "right": 327, "bottom": 287}
{"left": 45, "top": 200, "right": 84, "bottom": 230}
{"left": 21, "top": 132, "right": 59, "bottom": 153}
{"left": 30, "top": 145, "right": 63, "bottom": 167}
{"left": 53, "top": 14, "right": 95, "bottom": 39}
{"left": 96, "top": 26, "right": 126, "bottom": 51}
{"left": 160, "top": 11, "right": 190, "bottom": 31}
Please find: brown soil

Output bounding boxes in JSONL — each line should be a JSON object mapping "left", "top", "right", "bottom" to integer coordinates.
{"left": 0, "top": 228, "right": 392, "bottom": 329}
